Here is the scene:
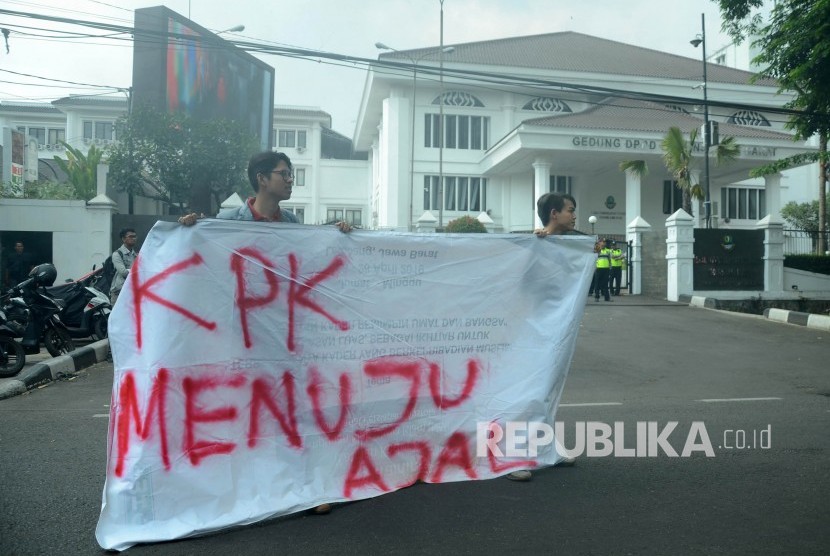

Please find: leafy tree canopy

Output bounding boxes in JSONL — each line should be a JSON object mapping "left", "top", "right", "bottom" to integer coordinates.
{"left": 107, "top": 104, "right": 259, "bottom": 214}
{"left": 716, "top": 0, "right": 829, "bottom": 251}
{"left": 780, "top": 200, "right": 830, "bottom": 231}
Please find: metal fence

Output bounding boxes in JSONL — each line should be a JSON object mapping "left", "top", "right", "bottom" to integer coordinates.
{"left": 783, "top": 229, "right": 830, "bottom": 255}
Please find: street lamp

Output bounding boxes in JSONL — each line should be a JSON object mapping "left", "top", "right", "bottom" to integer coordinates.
{"left": 691, "top": 12, "right": 711, "bottom": 229}
{"left": 375, "top": 42, "right": 455, "bottom": 231}
{"left": 438, "top": 0, "right": 447, "bottom": 230}
{"left": 588, "top": 215, "right": 597, "bottom": 235}
{"left": 217, "top": 24, "right": 245, "bottom": 34}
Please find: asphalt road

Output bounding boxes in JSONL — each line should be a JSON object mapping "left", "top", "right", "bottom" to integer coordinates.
{"left": 1, "top": 299, "right": 828, "bottom": 555}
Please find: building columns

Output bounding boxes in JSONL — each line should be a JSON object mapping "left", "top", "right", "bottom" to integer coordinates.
{"left": 763, "top": 173, "right": 782, "bottom": 221}
{"left": 624, "top": 168, "right": 642, "bottom": 233}
{"left": 532, "top": 159, "right": 551, "bottom": 228}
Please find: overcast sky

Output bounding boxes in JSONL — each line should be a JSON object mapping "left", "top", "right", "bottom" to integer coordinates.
{"left": 0, "top": 0, "right": 735, "bottom": 136}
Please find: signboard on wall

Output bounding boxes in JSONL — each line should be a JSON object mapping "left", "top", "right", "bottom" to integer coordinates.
{"left": 1, "top": 128, "right": 25, "bottom": 196}
{"left": 131, "top": 6, "right": 275, "bottom": 151}
{"left": 693, "top": 229, "right": 764, "bottom": 290}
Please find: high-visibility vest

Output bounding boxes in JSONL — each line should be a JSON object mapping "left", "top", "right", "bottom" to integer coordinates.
{"left": 611, "top": 248, "right": 623, "bottom": 267}
{"left": 596, "top": 248, "right": 612, "bottom": 269}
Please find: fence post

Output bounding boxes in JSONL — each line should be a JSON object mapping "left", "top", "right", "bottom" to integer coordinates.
{"left": 665, "top": 209, "right": 694, "bottom": 302}
{"left": 757, "top": 215, "right": 784, "bottom": 292}
{"left": 416, "top": 210, "right": 438, "bottom": 233}
{"left": 627, "top": 216, "right": 651, "bottom": 295}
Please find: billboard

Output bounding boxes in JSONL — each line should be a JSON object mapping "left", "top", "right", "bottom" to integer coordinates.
{"left": 2, "top": 128, "right": 25, "bottom": 196}
{"left": 131, "top": 6, "right": 274, "bottom": 151}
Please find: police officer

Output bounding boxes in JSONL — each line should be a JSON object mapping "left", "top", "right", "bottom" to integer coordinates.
{"left": 609, "top": 240, "right": 624, "bottom": 296}
{"left": 595, "top": 239, "right": 612, "bottom": 302}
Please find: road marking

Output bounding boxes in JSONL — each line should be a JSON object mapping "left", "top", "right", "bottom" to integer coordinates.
{"left": 559, "top": 402, "right": 623, "bottom": 407}
{"left": 696, "top": 397, "right": 782, "bottom": 403}
{"left": 92, "top": 414, "right": 110, "bottom": 418}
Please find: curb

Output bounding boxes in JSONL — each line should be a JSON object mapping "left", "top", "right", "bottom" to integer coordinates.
{"left": 763, "top": 308, "right": 830, "bottom": 331}
{"left": 683, "top": 295, "right": 830, "bottom": 331}
{"left": 0, "top": 339, "right": 110, "bottom": 401}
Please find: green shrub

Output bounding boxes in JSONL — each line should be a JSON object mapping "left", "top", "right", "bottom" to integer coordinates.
{"left": 445, "top": 215, "right": 487, "bottom": 233}
{"left": 784, "top": 254, "right": 830, "bottom": 275}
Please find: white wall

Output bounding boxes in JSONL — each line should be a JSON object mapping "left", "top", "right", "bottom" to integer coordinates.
{"left": 0, "top": 198, "right": 114, "bottom": 283}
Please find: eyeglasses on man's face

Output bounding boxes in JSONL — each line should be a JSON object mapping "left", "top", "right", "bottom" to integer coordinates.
{"left": 269, "top": 169, "right": 294, "bottom": 181}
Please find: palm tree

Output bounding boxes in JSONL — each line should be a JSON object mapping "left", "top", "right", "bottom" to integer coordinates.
{"left": 661, "top": 126, "right": 740, "bottom": 216}
{"left": 619, "top": 159, "right": 649, "bottom": 179}
{"left": 53, "top": 140, "right": 105, "bottom": 201}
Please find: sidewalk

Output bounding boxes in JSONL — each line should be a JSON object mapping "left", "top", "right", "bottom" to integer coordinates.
{"left": 0, "top": 339, "right": 109, "bottom": 400}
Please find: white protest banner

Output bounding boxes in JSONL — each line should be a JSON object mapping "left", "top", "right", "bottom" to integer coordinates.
{"left": 96, "top": 220, "right": 595, "bottom": 551}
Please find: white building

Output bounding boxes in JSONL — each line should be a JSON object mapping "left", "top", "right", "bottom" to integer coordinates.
{"left": 0, "top": 96, "right": 369, "bottom": 282}
{"left": 355, "top": 32, "right": 816, "bottom": 236}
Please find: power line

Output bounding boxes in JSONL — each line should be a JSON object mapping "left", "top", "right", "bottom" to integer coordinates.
{"left": 0, "top": 68, "right": 121, "bottom": 90}
{"left": 0, "top": 6, "right": 818, "bottom": 127}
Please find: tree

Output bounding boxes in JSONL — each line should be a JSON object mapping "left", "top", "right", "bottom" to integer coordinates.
{"left": 53, "top": 141, "right": 105, "bottom": 201}
{"left": 781, "top": 200, "right": 830, "bottom": 230}
{"left": 717, "top": 0, "right": 830, "bottom": 253}
{"left": 659, "top": 127, "right": 740, "bottom": 216}
{"left": 445, "top": 215, "right": 487, "bottom": 233}
{"left": 781, "top": 200, "right": 830, "bottom": 253}
{"left": 107, "top": 104, "right": 259, "bottom": 214}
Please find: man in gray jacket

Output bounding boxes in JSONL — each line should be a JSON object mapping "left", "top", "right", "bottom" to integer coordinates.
{"left": 110, "top": 228, "right": 138, "bottom": 305}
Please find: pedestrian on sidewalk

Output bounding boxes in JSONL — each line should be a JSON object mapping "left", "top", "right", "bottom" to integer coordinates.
{"left": 110, "top": 229, "right": 138, "bottom": 306}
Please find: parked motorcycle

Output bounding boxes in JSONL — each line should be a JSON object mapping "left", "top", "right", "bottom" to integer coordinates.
{"left": 0, "top": 305, "right": 26, "bottom": 377}
{"left": 46, "top": 277, "right": 110, "bottom": 340}
{"left": 2, "top": 264, "right": 76, "bottom": 357}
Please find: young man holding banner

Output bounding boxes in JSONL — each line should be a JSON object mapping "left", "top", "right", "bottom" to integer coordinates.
{"left": 179, "top": 151, "right": 344, "bottom": 514}
{"left": 506, "top": 192, "right": 582, "bottom": 482}
{"left": 534, "top": 192, "right": 582, "bottom": 236}
{"left": 178, "top": 151, "right": 350, "bottom": 232}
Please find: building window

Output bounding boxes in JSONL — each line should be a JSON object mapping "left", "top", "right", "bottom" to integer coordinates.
{"left": 284, "top": 207, "right": 305, "bottom": 223}
{"left": 48, "top": 128, "right": 65, "bottom": 145}
{"left": 278, "top": 130, "right": 295, "bottom": 148}
{"left": 721, "top": 187, "right": 765, "bottom": 220}
{"left": 663, "top": 180, "right": 683, "bottom": 215}
{"left": 83, "top": 120, "right": 115, "bottom": 143}
{"left": 327, "top": 208, "right": 362, "bottom": 226}
{"left": 424, "top": 175, "right": 487, "bottom": 212}
{"left": 278, "top": 129, "right": 307, "bottom": 149}
{"left": 294, "top": 168, "right": 306, "bottom": 186}
{"left": 16, "top": 126, "right": 53, "bottom": 146}
{"left": 424, "top": 114, "right": 489, "bottom": 150}
{"left": 715, "top": 53, "right": 727, "bottom": 65}
{"left": 549, "top": 175, "right": 572, "bottom": 195}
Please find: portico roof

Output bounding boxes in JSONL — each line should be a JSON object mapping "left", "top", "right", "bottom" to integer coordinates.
{"left": 526, "top": 97, "right": 794, "bottom": 141}
{"left": 480, "top": 97, "right": 813, "bottom": 184}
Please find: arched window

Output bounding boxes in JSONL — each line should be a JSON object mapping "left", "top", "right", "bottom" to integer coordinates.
{"left": 431, "top": 91, "right": 484, "bottom": 107}
{"left": 522, "top": 97, "right": 572, "bottom": 113}
{"left": 728, "top": 110, "right": 771, "bottom": 126}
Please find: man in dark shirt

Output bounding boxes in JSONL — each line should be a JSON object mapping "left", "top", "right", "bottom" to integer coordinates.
{"left": 4, "top": 241, "right": 35, "bottom": 288}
